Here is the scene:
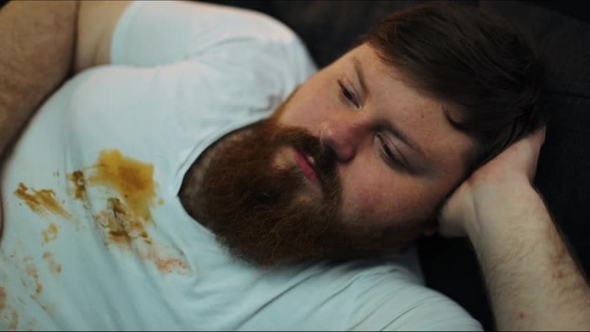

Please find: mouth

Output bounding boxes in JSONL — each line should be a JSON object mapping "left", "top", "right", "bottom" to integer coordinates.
{"left": 294, "top": 148, "right": 321, "bottom": 186}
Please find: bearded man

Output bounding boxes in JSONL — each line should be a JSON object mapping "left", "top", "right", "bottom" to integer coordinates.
{"left": 1, "top": 1, "right": 588, "bottom": 331}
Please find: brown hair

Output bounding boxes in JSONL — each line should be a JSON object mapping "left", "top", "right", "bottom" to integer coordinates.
{"left": 362, "top": 4, "right": 547, "bottom": 171}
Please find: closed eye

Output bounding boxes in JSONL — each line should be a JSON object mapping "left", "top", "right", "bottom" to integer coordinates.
{"left": 338, "top": 80, "right": 360, "bottom": 109}
{"left": 376, "top": 133, "right": 408, "bottom": 171}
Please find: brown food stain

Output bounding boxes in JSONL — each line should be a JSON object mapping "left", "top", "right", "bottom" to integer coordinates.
{"left": 25, "top": 264, "right": 43, "bottom": 295}
{"left": 86, "top": 149, "right": 158, "bottom": 221}
{"left": 0, "top": 288, "right": 19, "bottom": 330}
{"left": 9, "top": 310, "right": 18, "bottom": 330}
{"left": 14, "top": 183, "right": 71, "bottom": 221}
{"left": 42, "top": 224, "right": 59, "bottom": 243}
{"left": 0, "top": 287, "right": 5, "bottom": 311}
{"left": 95, "top": 209, "right": 131, "bottom": 246}
{"left": 21, "top": 261, "right": 51, "bottom": 315}
{"left": 42, "top": 252, "right": 62, "bottom": 275}
{"left": 94, "top": 198, "right": 190, "bottom": 275}
{"left": 26, "top": 318, "right": 38, "bottom": 330}
{"left": 67, "top": 170, "right": 87, "bottom": 201}
{"left": 143, "top": 249, "right": 190, "bottom": 276}
{"left": 68, "top": 149, "right": 188, "bottom": 275}
{"left": 95, "top": 197, "right": 149, "bottom": 247}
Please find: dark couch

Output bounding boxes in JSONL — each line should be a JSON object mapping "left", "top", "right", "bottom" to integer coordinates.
{"left": 205, "top": 1, "right": 590, "bottom": 330}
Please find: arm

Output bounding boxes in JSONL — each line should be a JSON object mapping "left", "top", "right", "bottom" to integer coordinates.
{"left": 0, "top": 1, "right": 78, "bottom": 231}
{"left": 74, "top": 0, "right": 131, "bottom": 73}
{"left": 469, "top": 184, "right": 590, "bottom": 330}
{"left": 0, "top": 0, "right": 78, "bottom": 160}
{"left": 0, "top": 0, "right": 140, "bottom": 149}
{"left": 439, "top": 129, "right": 590, "bottom": 330}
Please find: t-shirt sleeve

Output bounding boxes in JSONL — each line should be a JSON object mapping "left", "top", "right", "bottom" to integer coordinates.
{"left": 111, "top": 1, "right": 315, "bottom": 83}
{"left": 107, "top": 0, "right": 317, "bottom": 118}
{"left": 347, "top": 269, "right": 483, "bottom": 331}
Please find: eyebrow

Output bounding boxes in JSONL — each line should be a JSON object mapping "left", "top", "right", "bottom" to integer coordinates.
{"left": 380, "top": 120, "right": 428, "bottom": 160}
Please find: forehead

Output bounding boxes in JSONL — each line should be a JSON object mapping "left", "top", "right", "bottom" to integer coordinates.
{"left": 339, "top": 44, "right": 475, "bottom": 177}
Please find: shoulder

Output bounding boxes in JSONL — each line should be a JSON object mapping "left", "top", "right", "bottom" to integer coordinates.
{"left": 184, "top": 2, "right": 317, "bottom": 84}
{"left": 338, "top": 261, "right": 483, "bottom": 331}
{"left": 115, "top": 1, "right": 316, "bottom": 102}
{"left": 129, "top": 1, "right": 309, "bottom": 56}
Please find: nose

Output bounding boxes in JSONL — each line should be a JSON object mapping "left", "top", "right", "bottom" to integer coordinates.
{"left": 319, "top": 115, "right": 368, "bottom": 162}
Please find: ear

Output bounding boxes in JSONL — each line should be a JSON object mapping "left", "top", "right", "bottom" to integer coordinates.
{"left": 422, "top": 225, "right": 438, "bottom": 236}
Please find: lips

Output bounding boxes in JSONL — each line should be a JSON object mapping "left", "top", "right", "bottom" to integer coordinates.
{"left": 294, "top": 149, "right": 321, "bottom": 185}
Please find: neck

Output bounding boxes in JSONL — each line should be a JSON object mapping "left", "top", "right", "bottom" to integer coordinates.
{"left": 178, "top": 123, "right": 258, "bottom": 227}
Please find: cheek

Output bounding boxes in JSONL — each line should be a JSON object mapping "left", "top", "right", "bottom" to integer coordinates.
{"left": 339, "top": 164, "right": 440, "bottom": 227}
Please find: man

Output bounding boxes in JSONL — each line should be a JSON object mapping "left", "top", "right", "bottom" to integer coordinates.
{"left": 0, "top": 0, "right": 588, "bottom": 330}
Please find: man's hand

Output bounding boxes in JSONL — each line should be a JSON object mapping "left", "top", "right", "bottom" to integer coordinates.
{"left": 436, "top": 128, "right": 590, "bottom": 331}
{"left": 437, "top": 127, "right": 546, "bottom": 238}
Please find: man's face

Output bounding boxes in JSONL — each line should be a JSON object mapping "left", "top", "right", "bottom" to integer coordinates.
{"left": 275, "top": 44, "right": 474, "bottom": 232}
{"left": 198, "top": 43, "right": 474, "bottom": 267}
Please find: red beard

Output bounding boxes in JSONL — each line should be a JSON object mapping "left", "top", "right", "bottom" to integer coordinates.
{"left": 182, "top": 117, "right": 420, "bottom": 267}
{"left": 196, "top": 117, "right": 341, "bottom": 266}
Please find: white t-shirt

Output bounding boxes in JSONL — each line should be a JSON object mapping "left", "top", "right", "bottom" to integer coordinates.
{"left": 0, "top": 1, "right": 482, "bottom": 330}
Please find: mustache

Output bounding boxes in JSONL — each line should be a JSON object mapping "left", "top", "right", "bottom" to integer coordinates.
{"left": 269, "top": 126, "right": 338, "bottom": 189}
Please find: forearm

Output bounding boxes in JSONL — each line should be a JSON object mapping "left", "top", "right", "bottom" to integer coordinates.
{"left": 0, "top": 0, "right": 78, "bottom": 159}
{"left": 467, "top": 185, "right": 590, "bottom": 330}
